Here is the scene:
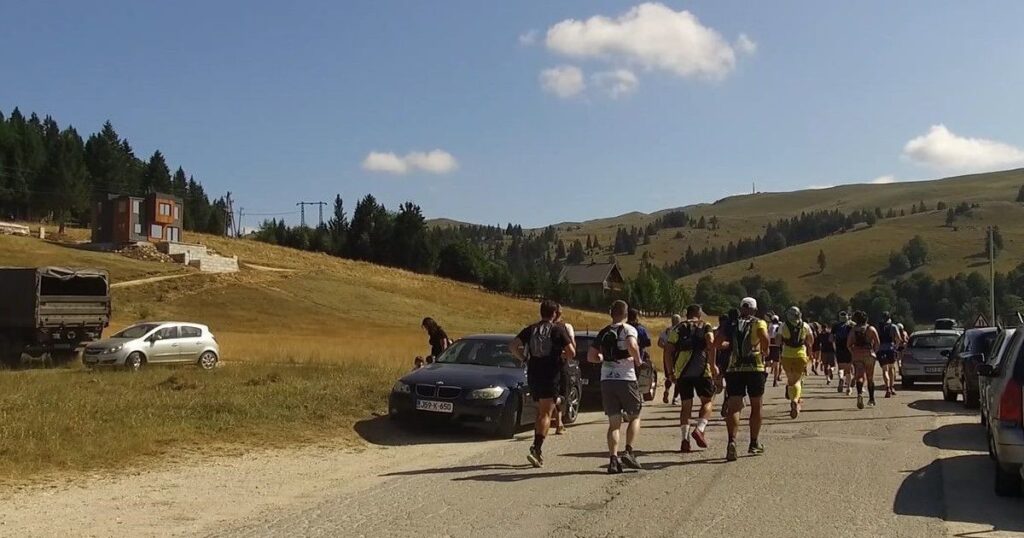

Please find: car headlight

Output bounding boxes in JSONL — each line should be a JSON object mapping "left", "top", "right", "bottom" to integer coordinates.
{"left": 105, "top": 345, "right": 123, "bottom": 354}
{"left": 392, "top": 381, "right": 411, "bottom": 394}
{"left": 467, "top": 386, "right": 505, "bottom": 400}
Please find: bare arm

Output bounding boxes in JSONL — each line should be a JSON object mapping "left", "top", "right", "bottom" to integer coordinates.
{"left": 562, "top": 341, "right": 576, "bottom": 362}
{"left": 869, "top": 328, "right": 880, "bottom": 352}
{"left": 628, "top": 336, "right": 642, "bottom": 368}
{"left": 706, "top": 331, "right": 718, "bottom": 377}
{"left": 663, "top": 343, "right": 676, "bottom": 381}
{"left": 587, "top": 345, "right": 602, "bottom": 364}
{"left": 803, "top": 324, "right": 815, "bottom": 350}
{"left": 757, "top": 324, "right": 770, "bottom": 357}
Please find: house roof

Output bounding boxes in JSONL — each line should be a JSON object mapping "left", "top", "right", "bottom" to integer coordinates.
{"left": 559, "top": 262, "right": 621, "bottom": 285}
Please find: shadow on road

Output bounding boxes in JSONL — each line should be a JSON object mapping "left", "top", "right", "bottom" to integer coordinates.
{"left": 452, "top": 470, "right": 609, "bottom": 482}
{"left": 381, "top": 463, "right": 533, "bottom": 477}
{"left": 922, "top": 423, "right": 988, "bottom": 452}
{"left": 894, "top": 456, "right": 1024, "bottom": 534}
{"left": 354, "top": 415, "right": 501, "bottom": 447}
{"left": 908, "top": 399, "right": 976, "bottom": 416}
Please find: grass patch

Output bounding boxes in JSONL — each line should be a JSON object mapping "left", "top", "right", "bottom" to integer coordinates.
{"left": 0, "top": 361, "right": 404, "bottom": 483}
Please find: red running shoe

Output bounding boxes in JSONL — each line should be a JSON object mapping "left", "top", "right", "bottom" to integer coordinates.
{"left": 691, "top": 428, "right": 708, "bottom": 449}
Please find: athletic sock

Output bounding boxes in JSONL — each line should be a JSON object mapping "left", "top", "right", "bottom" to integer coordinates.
{"left": 697, "top": 418, "right": 708, "bottom": 432}
{"left": 868, "top": 383, "right": 876, "bottom": 401}
{"left": 856, "top": 381, "right": 864, "bottom": 395}
{"left": 681, "top": 425, "right": 690, "bottom": 437}
{"left": 728, "top": 434, "right": 735, "bottom": 444}
{"left": 534, "top": 434, "right": 544, "bottom": 451}
{"left": 625, "top": 444, "right": 634, "bottom": 454}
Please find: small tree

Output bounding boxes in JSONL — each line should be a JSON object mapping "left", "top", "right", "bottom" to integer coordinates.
{"left": 903, "top": 235, "right": 929, "bottom": 268}
{"left": 1017, "top": 185, "right": 1024, "bottom": 203}
{"left": 945, "top": 208, "right": 956, "bottom": 227}
{"left": 888, "top": 251, "right": 912, "bottom": 274}
{"left": 817, "top": 249, "right": 827, "bottom": 273}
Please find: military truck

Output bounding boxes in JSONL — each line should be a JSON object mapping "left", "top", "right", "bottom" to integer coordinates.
{"left": 0, "top": 267, "right": 111, "bottom": 367}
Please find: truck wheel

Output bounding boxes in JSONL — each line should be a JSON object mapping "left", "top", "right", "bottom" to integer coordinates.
{"left": 125, "top": 352, "right": 145, "bottom": 372}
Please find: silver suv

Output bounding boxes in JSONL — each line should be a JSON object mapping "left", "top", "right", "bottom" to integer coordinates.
{"left": 83, "top": 321, "right": 220, "bottom": 371}
{"left": 978, "top": 327, "right": 1024, "bottom": 496}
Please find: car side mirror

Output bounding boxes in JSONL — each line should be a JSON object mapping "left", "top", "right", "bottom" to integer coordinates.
{"left": 149, "top": 334, "right": 162, "bottom": 342}
{"left": 940, "top": 350, "right": 950, "bottom": 358}
{"left": 977, "top": 364, "right": 996, "bottom": 377}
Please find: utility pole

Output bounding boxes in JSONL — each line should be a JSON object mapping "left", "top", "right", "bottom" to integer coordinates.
{"left": 296, "top": 201, "right": 327, "bottom": 227}
{"left": 237, "top": 207, "right": 244, "bottom": 237}
{"left": 989, "top": 225, "right": 996, "bottom": 326}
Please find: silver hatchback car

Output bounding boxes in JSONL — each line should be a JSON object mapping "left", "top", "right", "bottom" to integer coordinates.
{"left": 83, "top": 321, "right": 220, "bottom": 371}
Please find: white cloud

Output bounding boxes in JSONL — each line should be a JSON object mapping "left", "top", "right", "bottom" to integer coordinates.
{"left": 539, "top": 65, "right": 586, "bottom": 98}
{"left": 903, "top": 124, "right": 1024, "bottom": 172}
{"left": 735, "top": 33, "right": 758, "bottom": 55}
{"left": 870, "top": 175, "right": 896, "bottom": 184}
{"left": 361, "top": 149, "right": 459, "bottom": 175}
{"left": 592, "top": 69, "right": 639, "bottom": 98}
{"left": 519, "top": 29, "right": 538, "bottom": 46}
{"left": 544, "top": 3, "right": 749, "bottom": 80}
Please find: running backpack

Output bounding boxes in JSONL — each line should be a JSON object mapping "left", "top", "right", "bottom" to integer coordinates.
{"left": 598, "top": 325, "right": 628, "bottom": 362}
{"left": 784, "top": 321, "right": 804, "bottom": 348}
{"left": 673, "top": 321, "right": 707, "bottom": 353}
{"left": 527, "top": 321, "right": 554, "bottom": 360}
{"left": 853, "top": 326, "right": 870, "bottom": 348}
{"left": 879, "top": 323, "right": 894, "bottom": 345}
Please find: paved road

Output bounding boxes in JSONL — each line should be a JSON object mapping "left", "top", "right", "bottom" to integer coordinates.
{"left": 211, "top": 374, "right": 1023, "bottom": 538}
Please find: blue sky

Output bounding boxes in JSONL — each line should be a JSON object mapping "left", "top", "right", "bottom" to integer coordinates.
{"left": 4, "top": 1, "right": 1024, "bottom": 228}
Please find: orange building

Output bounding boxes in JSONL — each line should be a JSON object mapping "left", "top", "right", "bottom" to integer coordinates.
{"left": 91, "top": 192, "right": 183, "bottom": 244}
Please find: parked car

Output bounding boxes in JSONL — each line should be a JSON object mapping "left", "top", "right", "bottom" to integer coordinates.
{"left": 901, "top": 330, "right": 960, "bottom": 388}
{"left": 942, "top": 327, "right": 998, "bottom": 407}
{"left": 977, "top": 328, "right": 1024, "bottom": 496}
{"left": 934, "top": 318, "right": 960, "bottom": 331}
{"left": 388, "top": 334, "right": 582, "bottom": 438}
{"left": 82, "top": 321, "right": 220, "bottom": 371}
{"left": 981, "top": 328, "right": 1017, "bottom": 426}
{"left": 575, "top": 330, "right": 658, "bottom": 404}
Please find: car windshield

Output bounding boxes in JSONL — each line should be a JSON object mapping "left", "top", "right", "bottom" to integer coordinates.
{"left": 910, "top": 334, "right": 958, "bottom": 349}
{"left": 112, "top": 323, "right": 160, "bottom": 339}
{"left": 434, "top": 339, "right": 521, "bottom": 368}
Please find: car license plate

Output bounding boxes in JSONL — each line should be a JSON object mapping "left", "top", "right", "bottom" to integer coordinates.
{"left": 416, "top": 400, "right": 454, "bottom": 413}
{"left": 925, "top": 367, "right": 942, "bottom": 374}
{"left": 581, "top": 378, "right": 589, "bottom": 386}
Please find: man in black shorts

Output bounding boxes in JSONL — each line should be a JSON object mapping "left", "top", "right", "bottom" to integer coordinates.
{"left": 766, "top": 315, "right": 782, "bottom": 386}
{"left": 510, "top": 299, "right": 576, "bottom": 468}
{"left": 723, "top": 297, "right": 771, "bottom": 461}
{"left": 832, "top": 312, "right": 854, "bottom": 394}
{"left": 664, "top": 304, "right": 717, "bottom": 452}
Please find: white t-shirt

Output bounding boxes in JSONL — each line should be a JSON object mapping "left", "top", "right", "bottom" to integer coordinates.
{"left": 600, "top": 322, "right": 639, "bottom": 382}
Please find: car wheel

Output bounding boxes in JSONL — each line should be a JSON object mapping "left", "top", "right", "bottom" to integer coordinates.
{"left": 994, "top": 462, "right": 1022, "bottom": 497}
{"left": 562, "top": 381, "right": 581, "bottom": 425}
{"left": 198, "top": 351, "right": 218, "bottom": 370}
{"left": 963, "top": 376, "right": 980, "bottom": 409}
{"left": 125, "top": 352, "right": 144, "bottom": 372}
{"left": 987, "top": 430, "right": 997, "bottom": 460}
{"left": 942, "top": 380, "right": 958, "bottom": 402}
{"left": 901, "top": 378, "right": 915, "bottom": 389}
{"left": 494, "top": 393, "right": 521, "bottom": 439}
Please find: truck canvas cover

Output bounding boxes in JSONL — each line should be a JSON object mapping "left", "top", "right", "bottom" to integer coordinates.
{"left": 0, "top": 267, "right": 110, "bottom": 328}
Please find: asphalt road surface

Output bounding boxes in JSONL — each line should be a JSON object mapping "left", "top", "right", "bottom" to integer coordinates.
{"left": 209, "top": 373, "right": 1023, "bottom": 538}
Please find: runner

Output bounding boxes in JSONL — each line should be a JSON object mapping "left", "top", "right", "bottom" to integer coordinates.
{"left": 820, "top": 324, "right": 836, "bottom": 386}
{"left": 809, "top": 322, "right": 822, "bottom": 375}
{"left": 658, "top": 314, "right": 683, "bottom": 405}
{"left": 550, "top": 305, "right": 576, "bottom": 435}
{"left": 588, "top": 300, "right": 644, "bottom": 474}
{"left": 664, "top": 304, "right": 717, "bottom": 453}
{"left": 778, "top": 306, "right": 814, "bottom": 419}
{"left": 847, "top": 310, "right": 880, "bottom": 409}
{"left": 510, "top": 300, "right": 576, "bottom": 468}
{"left": 896, "top": 322, "right": 909, "bottom": 386}
{"left": 876, "top": 312, "right": 904, "bottom": 398}
{"left": 766, "top": 315, "right": 783, "bottom": 387}
{"left": 715, "top": 310, "right": 738, "bottom": 417}
{"left": 723, "top": 297, "right": 770, "bottom": 461}
{"left": 832, "top": 312, "right": 854, "bottom": 394}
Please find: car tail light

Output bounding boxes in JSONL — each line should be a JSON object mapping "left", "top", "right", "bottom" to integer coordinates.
{"left": 997, "top": 378, "right": 1023, "bottom": 426}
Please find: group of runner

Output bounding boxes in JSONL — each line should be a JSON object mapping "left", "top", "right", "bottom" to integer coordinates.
{"left": 511, "top": 296, "right": 912, "bottom": 472}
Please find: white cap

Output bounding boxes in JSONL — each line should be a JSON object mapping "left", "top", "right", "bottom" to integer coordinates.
{"left": 740, "top": 297, "right": 758, "bottom": 310}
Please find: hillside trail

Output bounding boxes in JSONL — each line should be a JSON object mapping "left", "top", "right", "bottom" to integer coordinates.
{"left": 110, "top": 273, "right": 194, "bottom": 289}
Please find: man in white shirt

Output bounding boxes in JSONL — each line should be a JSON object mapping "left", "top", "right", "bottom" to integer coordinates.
{"left": 588, "top": 300, "right": 644, "bottom": 474}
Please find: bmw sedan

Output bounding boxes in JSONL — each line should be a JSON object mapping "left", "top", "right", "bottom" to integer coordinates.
{"left": 388, "top": 334, "right": 582, "bottom": 438}
{"left": 82, "top": 321, "right": 220, "bottom": 371}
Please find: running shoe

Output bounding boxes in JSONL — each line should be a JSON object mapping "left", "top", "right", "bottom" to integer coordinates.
{"left": 608, "top": 456, "right": 623, "bottom": 474}
{"left": 857, "top": 394, "right": 865, "bottom": 409}
{"left": 846, "top": 387, "right": 852, "bottom": 396}
{"left": 726, "top": 442, "right": 738, "bottom": 462}
{"left": 527, "top": 446, "right": 544, "bottom": 468}
{"left": 748, "top": 442, "right": 765, "bottom": 455}
{"left": 621, "top": 449, "right": 642, "bottom": 470}
{"left": 691, "top": 428, "right": 708, "bottom": 449}
{"left": 662, "top": 390, "right": 669, "bottom": 404}
{"left": 868, "top": 399, "right": 876, "bottom": 407}
{"left": 790, "top": 400, "right": 799, "bottom": 419}
{"left": 890, "top": 387, "right": 897, "bottom": 395}
{"left": 681, "top": 438, "right": 692, "bottom": 453}
{"left": 826, "top": 378, "right": 832, "bottom": 386}
{"left": 555, "top": 426, "right": 567, "bottom": 435}
{"left": 884, "top": 389, "right": 892, "bottom": 399}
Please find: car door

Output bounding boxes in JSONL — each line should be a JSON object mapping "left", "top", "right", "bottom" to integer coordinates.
{"left": 176, "top": 325, "right": 204, "bottom": 363}
{"left": 981, "top": 333, "right": 1006, "bottom": 417}
{"left": 148, "top": 325, "right": 180, "bottom": 363}
{"left": 946, "top": 336, "right": 964, "bottom": 391}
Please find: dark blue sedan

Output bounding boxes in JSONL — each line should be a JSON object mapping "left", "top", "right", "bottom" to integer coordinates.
{"left": 388, "top": 334, "right": 582, "bottom": 438}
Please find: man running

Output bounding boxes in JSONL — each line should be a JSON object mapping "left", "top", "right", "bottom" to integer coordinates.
{"left": 832, "top": 312, "right": 854, "bottom": 394}
{"left": 820, "top": 324, "right": 836, "bottom": 385}
{"left": 766, "top": 315, "right": 783, "bottom": 387}
{"left": 550, "top": 305, "right": 576, "bottom": 435}
{"left": 658, "top": 314, "right": 683, "bottom": 404}
{"left": 723, "top": 297, "right": 770, "bottom": 461}
{"left": 876, "top": 312, "right": 904, "bottom": 398}
{"left": 715, "top": 310, "right": 738, "bottom": 417}
{"left": 778, "top": 306, "right": 814, "bottom": 419}
{"left": 847, "top": 310, "right": 880, "bottom": 409}
{"left": 588, "top": 300, "right": 644, "bottom": 474}
{"left": 511, "top": 300, "right": 576, "bottom": 468}
{"left": 664, "top": 304, "right": 717, "bottom": 453}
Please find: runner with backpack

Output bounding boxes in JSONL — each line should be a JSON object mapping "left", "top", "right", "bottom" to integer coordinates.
{"left": 587, "top": 300, "right": 644, "bottom": 474}
{"left": 715, "top": 310, "right": 738, "bottom": 417}
{"left": 847, "top": 310, "right": 880, "bottom": 409}
{"left": 658, "top": 314, "right": 683, "bottom": 405}
{"left": 876, "top": 312, "right": 904, "bottom": 398}
{"left": 663, "top": 304, "right": 718, "bottom": 453}
{"left": 832, "top": 312, "right": 855, "bottom": 394}
{"left": 766, "top": 315, "right": 783, "bottom": 387}
{"left": 723, "top": 297, "right": 771, "bottom": 461}
{"left": 510, "top": 300, "right": 576, "bottom": 468}
{"left": 778, "top": 306, "right": 814, "bottom": 419}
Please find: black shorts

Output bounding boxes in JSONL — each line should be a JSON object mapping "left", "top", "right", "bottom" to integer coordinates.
{"left": 877, "top": 349, "right": 897, "bottom": 365}
{"left": 766, "top": 347, "right": 782, "bottom": 363}
{"left": 725, "top": 371, "right": 767, "bottom": 399}
{"left": 527, "top": 367, "right": 561, "bottom": 402}
{"left": 836, "top": 349, "right": 853, "bottom": 364}
{"left": 676, "top": 377, "right": 715, "bottom": 400}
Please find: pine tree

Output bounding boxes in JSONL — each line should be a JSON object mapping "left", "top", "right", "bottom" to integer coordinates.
{"left": 171, "top": 167, "right": 188, "bottom": 198}
{"left": 817, "top": 249, "right": 827, "bottom": 273}
{"left": 141, "top": 150, "right": 172, "bottom": 193}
